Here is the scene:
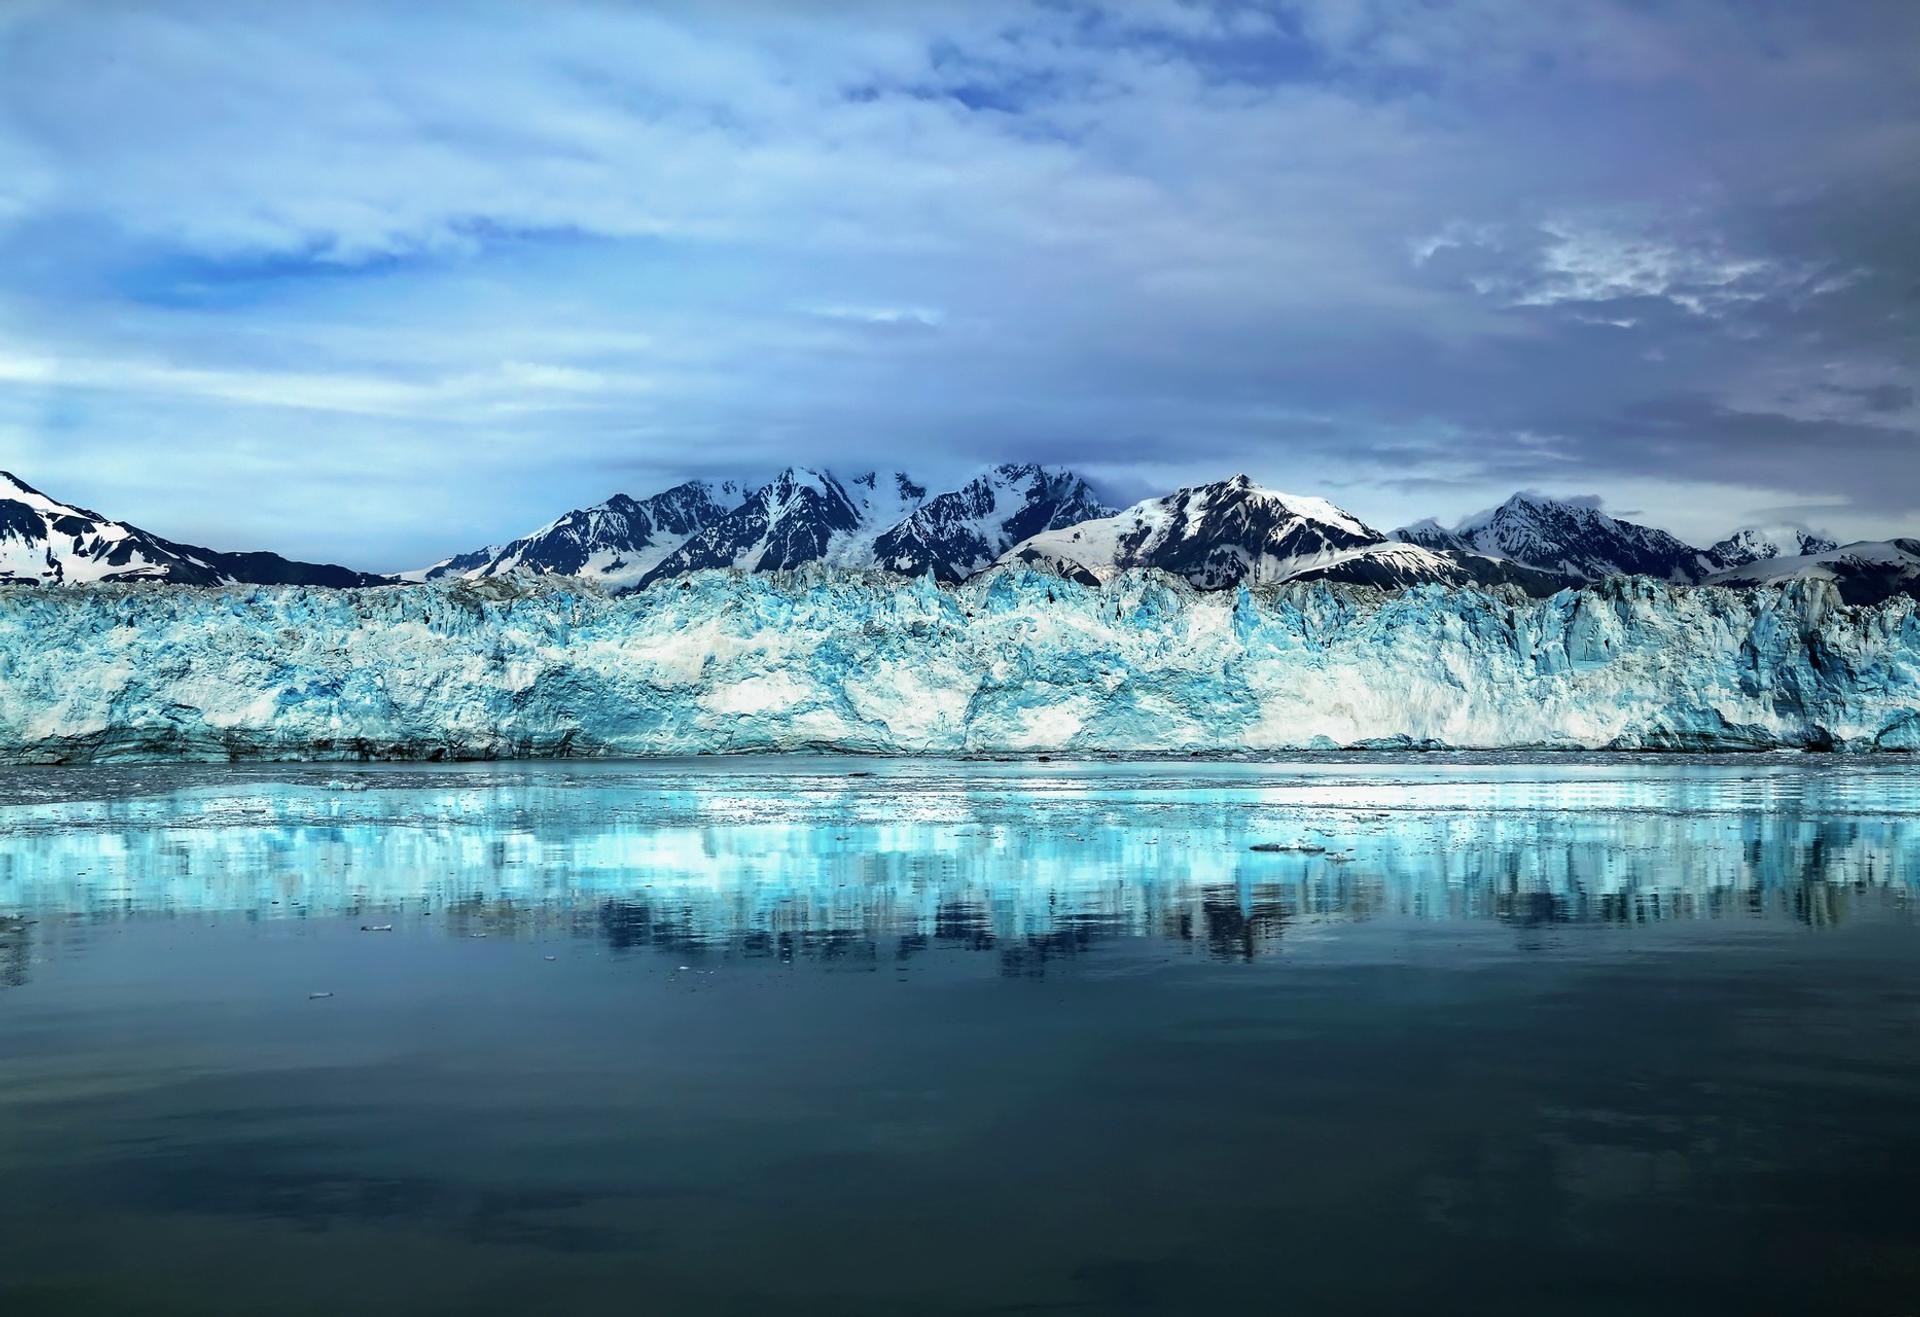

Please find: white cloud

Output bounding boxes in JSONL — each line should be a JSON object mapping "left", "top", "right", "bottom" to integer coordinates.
{"left": 1517, "top": 223, "right": 1776, "bottom": 316}
{"left": 806, "top": 304, "right": 947, "bottom": 327}
{"left": 0, "top": 341, "right": 656, "bottom": 419}
{"left": 1417, "top": 216, "right": 1842, "bottom": 319}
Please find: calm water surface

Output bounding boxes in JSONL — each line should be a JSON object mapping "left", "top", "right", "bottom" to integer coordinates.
{"left": 1, "top": 755, "right": 1917, "bottom": 1315}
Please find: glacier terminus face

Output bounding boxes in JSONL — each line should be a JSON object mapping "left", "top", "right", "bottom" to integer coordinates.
{"left": 3, "top": 566, "right": 1917, "bottom": 762}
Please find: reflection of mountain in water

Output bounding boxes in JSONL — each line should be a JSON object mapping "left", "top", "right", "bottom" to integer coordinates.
{"left": 582, "top": 889, "right": 1305, "bottom": 974}
{"left": 3, "top": 760, "right": 1915, "bottom": 983}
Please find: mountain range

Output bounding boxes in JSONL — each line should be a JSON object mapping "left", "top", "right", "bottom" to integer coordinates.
{"left": 3, "top": 465, "right": 1912, "bottom": 604}
{"left": 1702, "top": 538, "right": 1920, "bottom": 606}
{"left": 405, "top": 479, "right": 746, "bottom": 591}
{"left": 1001, "top": 475, "right": 1577, "bottom": 595}
{"left": 1393, "top": 494, "right": 1839, "bottom": 584}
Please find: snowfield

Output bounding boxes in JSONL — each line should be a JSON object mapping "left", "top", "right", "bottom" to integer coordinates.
{"left": 1, "top": 567, "right": 1917, "bottom": 762}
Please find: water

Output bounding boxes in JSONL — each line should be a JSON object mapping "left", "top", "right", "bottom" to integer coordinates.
{"left": 2, "top": 755, "right": 1917, "bottom": 1315}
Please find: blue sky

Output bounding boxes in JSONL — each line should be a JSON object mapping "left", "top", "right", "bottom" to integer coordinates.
{"left": 0, "top": 0, "right": 1915, "bottom": 570}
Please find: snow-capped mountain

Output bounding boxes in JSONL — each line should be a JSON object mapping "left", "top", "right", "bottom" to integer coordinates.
{"left": 1395, "top": 495, "right": 1849, "bottom": 585}
{"left": 0, "top": 471, "right": 389, "bottom": 588}
{"left": 406, "top": 480, "right": 742, "bottom": 591}
{"left": 8, "top": 459, "right": 1898, "bottom": 605}
{"left": 869, "top": 464, "right": 1113, "bottom": 582}
{"left": 637, "top": 468, "right": 927, "bottom": 588}
{"left": 416, "top": 465, "right": 1111, "bottom": 592}
{"left": 1705, "top": 539, "right": 1920, "bottom": 606}
{"left": 997, "top": 475, "right": 1581, "bottom": 595}
{"left": 1393, "top": 493, "right": 1705, "bottom": 582}
{"left": 999, "top": 475, "right": 1384, "bottom": 590}
{"left": 1699, "top": 525, "right": 1839, "bottom": 574}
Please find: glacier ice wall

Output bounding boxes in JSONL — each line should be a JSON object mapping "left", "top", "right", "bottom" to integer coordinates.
{"left": 3, "top": 568, "right": 1918, "bottom": 761}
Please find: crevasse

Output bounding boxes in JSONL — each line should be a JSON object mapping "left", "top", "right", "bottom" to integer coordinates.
{"left": 3, "top": 567, "right": 1917, "bottom": 762}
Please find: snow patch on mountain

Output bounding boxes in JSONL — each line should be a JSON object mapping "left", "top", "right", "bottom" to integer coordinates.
{"left": 1283, "top": 541, "right": 1579, "bottom": 595}
{"left": 823, "top": 470, "right": 930, "bottom": 566}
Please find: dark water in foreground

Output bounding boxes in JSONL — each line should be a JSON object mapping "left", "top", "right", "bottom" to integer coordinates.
{"left": 1, "top": 755, "right": 1917, "bottom": 1315}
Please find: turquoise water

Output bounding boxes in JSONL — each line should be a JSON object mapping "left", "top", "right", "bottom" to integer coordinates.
{"left": 2, "top": 755, "right": 1918, "bottom": 1314}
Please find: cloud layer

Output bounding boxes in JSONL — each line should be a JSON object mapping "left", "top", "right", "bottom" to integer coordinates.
{"left": 0, "top": 0, "right": 1915, "bottom": 568}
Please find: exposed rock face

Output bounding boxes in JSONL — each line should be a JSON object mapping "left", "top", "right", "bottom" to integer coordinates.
{"left": 2, "top": 569, "right": 1916, "bottom": 763}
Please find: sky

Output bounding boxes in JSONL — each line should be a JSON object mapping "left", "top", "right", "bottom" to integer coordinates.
{"left": 0, "top": 0, "right": 1916, "bottom": 571}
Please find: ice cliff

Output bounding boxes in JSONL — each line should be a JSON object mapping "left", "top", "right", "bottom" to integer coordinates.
{"left": 3, "top": 568, "right": 1918, "bottom": 762}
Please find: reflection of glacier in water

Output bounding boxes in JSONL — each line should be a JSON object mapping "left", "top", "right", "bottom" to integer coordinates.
{"left": 1, "top": 755, "right": 1915, "bottom": 970}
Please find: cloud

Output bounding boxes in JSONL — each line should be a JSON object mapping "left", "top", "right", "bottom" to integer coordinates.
{"left": 1417, "top": 217, "right": 1845, "bottom": 319}
{"left": 805, "top": 304, "right": 947, "bottom": 328}
{"left": 0, "top": 0, "right": 1914, "bottom": 565}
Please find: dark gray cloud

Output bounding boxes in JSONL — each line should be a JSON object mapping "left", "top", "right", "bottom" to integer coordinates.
{"left": 0, "top": 0, "right": 1914, "bottom": 568}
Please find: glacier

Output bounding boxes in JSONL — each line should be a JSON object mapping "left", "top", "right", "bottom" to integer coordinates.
{"left": 2, "top": 568, "right": 1918, "bottom": 762}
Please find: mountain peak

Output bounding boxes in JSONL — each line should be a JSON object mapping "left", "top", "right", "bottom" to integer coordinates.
{"left": 1404, "top": 491, "right": 1696, "bottom": 582}
{"left": 0, "top": 469, "right": 81, "bottom": 517}
{"left": 766, "top": 465, "right": 834, "bottom": 495}
{"left": 997, "top": 474, "right": 1381, "bottom": 589}
{"left": 1199, "top": 475, "right": 1378, "bottom": 540}
{"left": 1704, "top": 524, "right": 1839, "bottom": 571}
